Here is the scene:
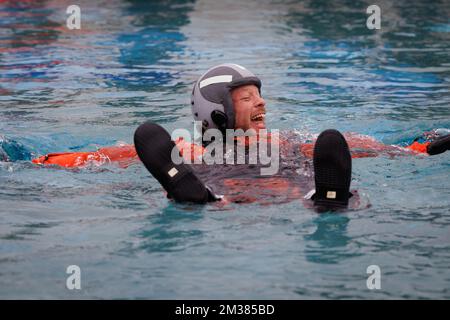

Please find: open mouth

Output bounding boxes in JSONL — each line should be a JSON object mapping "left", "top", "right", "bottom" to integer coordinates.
{"left": 250, "top": 113, "right": 265, "bottom": 122}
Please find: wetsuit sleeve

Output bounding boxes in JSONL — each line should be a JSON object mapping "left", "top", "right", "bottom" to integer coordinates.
{"left": 300, "top": 132, "right": 449, "bottom": 158}
{"left": 300, "top": 134, "right": 415, "bottom": 158}
{"left": 426, "top": 134, "right": 450, "bottom": 155}
{"left": 300, "top": 139, "right": 387, "bottom": 158}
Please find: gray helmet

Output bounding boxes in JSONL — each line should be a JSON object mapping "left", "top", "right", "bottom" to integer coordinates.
{"left": 191, "top": 63, "right": 262, "bottom": 132}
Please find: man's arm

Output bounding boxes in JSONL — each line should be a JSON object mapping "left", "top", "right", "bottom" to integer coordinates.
{"left": 32, "top": 144, "right": 139, "bottom": 168}
{"left": 31, "top": 139, "right": 203, "bottom": 168}
{"left": 299, "top": 131, "right": 450, "bottom": 159}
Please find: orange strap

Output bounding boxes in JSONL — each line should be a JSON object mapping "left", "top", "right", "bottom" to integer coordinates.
{"left": 31, "top": 141, "right": 202, "bottom": 168}
{"left": 406, "top": 141, "right": 430, "bottom": 154}
{"left": 174, "top": 138, "right": 205, "bottom": 163}
{"left": 32, "top": 145, "right": 138, "bottom": 168}
{"left": 32, "top": 152, "right": 99, "bottom": 167}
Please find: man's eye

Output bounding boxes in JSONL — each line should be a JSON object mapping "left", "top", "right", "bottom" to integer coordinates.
{"left": 241, "top": 97, "right": 251, "bottom": 101}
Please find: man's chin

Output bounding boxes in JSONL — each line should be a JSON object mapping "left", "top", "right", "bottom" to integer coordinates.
{"left": 250, "top": 121, "right": 266, "bottom": 132}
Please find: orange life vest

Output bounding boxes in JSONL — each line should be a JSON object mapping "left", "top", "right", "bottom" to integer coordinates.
{"left": 31, "top": 134, "right": 426, "bottom": 168}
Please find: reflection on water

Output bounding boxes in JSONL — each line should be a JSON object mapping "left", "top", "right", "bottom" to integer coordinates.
{"left": 112, "top": 0, "right": 195, "bottom": 91}
{"left": 0, "top": 0, "right": 449, "bottom": 299}
{"left": 281, "top": 0, "right": 450, "bottom": 124}
{"left": 304, "top": 214, "right": 354, "bottom": 264}
{"left": 134, "top": 203, "right": 205, "bottom": 253}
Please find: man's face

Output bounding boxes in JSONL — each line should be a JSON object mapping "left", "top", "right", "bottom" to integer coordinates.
{"left": 231, "top": 84, "right": 266, "bottom": 132}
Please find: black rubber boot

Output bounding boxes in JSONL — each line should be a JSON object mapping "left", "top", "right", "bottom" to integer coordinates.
{"left": 134, "top": 121, "right": 213, "bottom": 204}
{"left": 312, "top": 129, "right": 352, "bottom": 211}
{"left": 427, "top": 134, "right": 450, "bottom": 155}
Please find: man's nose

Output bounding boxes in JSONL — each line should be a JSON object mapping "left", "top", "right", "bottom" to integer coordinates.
{"left": 255, "top": 96, "right": 265, "bottom": 108}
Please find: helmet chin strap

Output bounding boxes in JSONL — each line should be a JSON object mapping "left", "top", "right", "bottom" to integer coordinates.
{"left": 223, "top": 93, "right": 235, "bottom": 130}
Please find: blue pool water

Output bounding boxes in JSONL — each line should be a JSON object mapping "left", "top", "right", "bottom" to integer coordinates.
{"left": 0, "top": 0, "right": 449, "bottom": 299}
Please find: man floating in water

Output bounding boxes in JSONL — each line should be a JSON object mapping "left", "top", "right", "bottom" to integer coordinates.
{"left": 31, "top": 64, "right": 450, "bottom": 211}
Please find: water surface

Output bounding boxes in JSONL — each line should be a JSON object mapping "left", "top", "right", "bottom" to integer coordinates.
{"left": 0, "top": 0, "right": 449, "bottom": 299}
